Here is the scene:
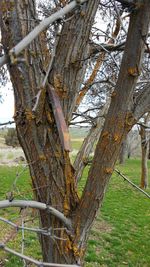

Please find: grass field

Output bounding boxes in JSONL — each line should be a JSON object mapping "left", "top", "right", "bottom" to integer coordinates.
{"left": 0, "top": 150, "right": 150, "bottom": 266}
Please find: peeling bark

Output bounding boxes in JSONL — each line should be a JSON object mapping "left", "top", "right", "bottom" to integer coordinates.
{"left": 0, "top": 0, "right": 150, "bottom": 265}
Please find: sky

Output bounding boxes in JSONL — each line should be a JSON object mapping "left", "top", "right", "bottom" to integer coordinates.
{"left": 0, "top": 84, "right": 14, "bottom": 123}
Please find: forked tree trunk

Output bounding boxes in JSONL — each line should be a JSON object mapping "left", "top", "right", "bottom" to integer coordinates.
{"left": 1, "top": 0, "right": 150, "bottom": 265}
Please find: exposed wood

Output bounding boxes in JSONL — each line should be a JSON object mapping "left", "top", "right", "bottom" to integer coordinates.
{"left": 47, "top": 84, "right": 71, "bottom": 152}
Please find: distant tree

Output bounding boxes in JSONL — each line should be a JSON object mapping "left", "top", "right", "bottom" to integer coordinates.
{"left": 139, "top": 114, "right": 150, "bottom": 189}
{"left": 5, "top": 128, "right": 19, "bottom": 147}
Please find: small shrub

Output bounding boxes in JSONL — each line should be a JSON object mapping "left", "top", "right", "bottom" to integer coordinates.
{"left": 4, "top": 128, "right": 20, "bottom": 147}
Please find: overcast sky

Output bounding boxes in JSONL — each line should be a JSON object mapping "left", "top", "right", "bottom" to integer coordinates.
{"left": 0, "top": 84, "right": 14, "bottom": 123}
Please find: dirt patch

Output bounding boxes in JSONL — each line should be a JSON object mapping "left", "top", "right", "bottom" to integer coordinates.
{"left": 0, "top": 147, "right": 25, "bottom": 166}
{"left": 92, "top": 218, "right": 113, "bottom": 234}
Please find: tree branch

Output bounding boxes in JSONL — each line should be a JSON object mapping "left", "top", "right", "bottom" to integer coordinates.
{"left": 0, "top": 0, "right": 88, "bottom": 68}
{"left": 0, "top": 244, "right": 80, "bottom": 267}
{"left": 115, "top": 169, "right": 150, "bottom": 199}
{"left": 0, "top": 200, "right": 72, "bottom": 230}
{"left": 0, "top": 120, "right": 15, "bottom": 126}
{"left": 115, "top": 0, "right": 135, "bottom": 7}
{"left": 133, "top": 84, "right": 150, "bottom": 120}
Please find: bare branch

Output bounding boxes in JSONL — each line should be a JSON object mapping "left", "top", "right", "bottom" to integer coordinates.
{"left": 137, "top": 122, "right": 150, "bottom": 129}
{"left": 0, "top": 200, "right": 72, "bottom": 230}
{"left": 0, "top": 243, "right": 80, "bottom": 267}
{"left": 115, "top": 169, "right": 150, "bottom": 199}
{"left": 0, "top": 120, "right": 15, "bottom": 126}
{"left": 115, "top": 0, "right": 135, "bottom": 6}
{"left": 133, "top": 84, "right": 150, "bottom": 120}
{"left": 0, "top": 0, "right": 88, "bottom": 68}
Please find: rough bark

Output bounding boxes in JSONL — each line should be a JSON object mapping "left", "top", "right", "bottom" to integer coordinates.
{"left": 73, "top": 1, "right": 150, "bottom": 257}
{"left": 0, "top": 0, "right": 150, "bottom": 265}
{"left": 0, "top": 0, "right": 99, "bottom": 264}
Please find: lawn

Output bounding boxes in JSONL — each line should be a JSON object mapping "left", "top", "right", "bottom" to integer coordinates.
{"left": 0, "top": 159, "right": 150, "bottom": 266}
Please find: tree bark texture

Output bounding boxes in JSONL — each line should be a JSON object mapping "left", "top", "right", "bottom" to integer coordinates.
{"left": 0, "top": 0, "right": 150, "bottom": 265}
{"left": 140, "top": 126, "right": 149, "bottom": 189}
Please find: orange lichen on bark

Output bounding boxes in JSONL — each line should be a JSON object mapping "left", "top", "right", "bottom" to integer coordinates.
{"left": 100, "top": 131, "right": 110, "bottom": 148}
{"left": 54, "top": 74, "right": 67, "bottom": 98}
{"left": 39, "top": 154, "right": 46, "bottom": 161}
{"left": 128, "top": 66, "right": 140, "bottom": 77}
{"left": 25, "top": 109, "right": 35, "bottom": 121}
{"left": 113, "top": 133, "right": 121, "bottom": 143}
{"left": 105, "top": 168, "right": 113, "bottom": 174}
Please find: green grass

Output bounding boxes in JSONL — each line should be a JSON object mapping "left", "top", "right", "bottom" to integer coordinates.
{"left": 0, "top": 159, "right": 150, "bottom": 266}
{"left": 84, "top": 159, "right": 150, "bottom": 267}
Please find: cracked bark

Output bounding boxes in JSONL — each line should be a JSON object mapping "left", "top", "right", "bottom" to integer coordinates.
{"left": 0, "top": 0, "right": 150, "bottom": 265}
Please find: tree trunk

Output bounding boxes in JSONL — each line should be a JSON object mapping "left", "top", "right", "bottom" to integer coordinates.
{"left": 140, "top": 126, "right": 149, "bottom": 189}
{"left": 0, "top": 0, "right": 150, "bottom": 265}
{"left": 0, "top": 0, "right": 99, "bottom": 264}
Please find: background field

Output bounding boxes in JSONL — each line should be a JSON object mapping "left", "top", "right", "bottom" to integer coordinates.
{"left": 0, "top": 128, "right": 149, "bottom": 266}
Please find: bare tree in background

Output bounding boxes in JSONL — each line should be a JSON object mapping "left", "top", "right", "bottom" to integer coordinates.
{"left": 0, "top": 0, "right": 150, "bottom": 265}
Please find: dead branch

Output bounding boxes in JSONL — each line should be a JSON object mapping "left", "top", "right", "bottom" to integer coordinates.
{"left": 0, "top": 243, "right": 80, "bottom": 267}
{"left": 0, "top": 121, "right": 15, "bottom": 126}
{"left": 0, "top": 200, "right": 72, "bottom": 230}
{"left": 115, "top": 169, "right": 150, "bottom": 199}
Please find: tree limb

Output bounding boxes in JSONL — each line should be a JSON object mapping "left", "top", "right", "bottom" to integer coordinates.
{"left": 115, "top": 169, "right": 150, "bottom": 199}
{"left": 0, "top": 244, "right": 80, "bottom": 267}
{"left": 0, "top": 0, "right": 88, "bottom": 68}
{"left": 0, "top": 120, "right": 15, "bottom": 126}
{"left": 0, "top": 200, "right": 72, "bottom": 230}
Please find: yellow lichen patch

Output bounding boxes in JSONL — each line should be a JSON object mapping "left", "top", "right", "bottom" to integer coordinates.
{"left": 113, "top": 133, "right": 121, "bottom": 143}
{"left": 101, "top": 131, "right": 110, "bottom": 148}
{"left": 25, "top": 109, "right": 35, "bottom": 121}
{"left": 105, "top": 168, "right": 113, "bottom": 174}
{"left": 39, "top": 154, "right": 46, "bottom": 161}
{"left": 102, "top": 131, "right": 109, "bottom": 138}
{"left": 54, "top": 74, "right": 63, "bottom": 93}
{"left": 63, "top": 195, "right": 70, "bottom": 216}
{"left": 64, "top": 237, "right": 72, "bottom": 253}
{"left": 46, "top": 111, "right": 53, "bottom": 124}
{"left": 80, "top": 11, "right": 86, "bottom": 17}
{"left": 128, "top": 66, "right": 139, "bottom": 77}
{"left": 0, "top": 1, "right": 15, "bottom": 12}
